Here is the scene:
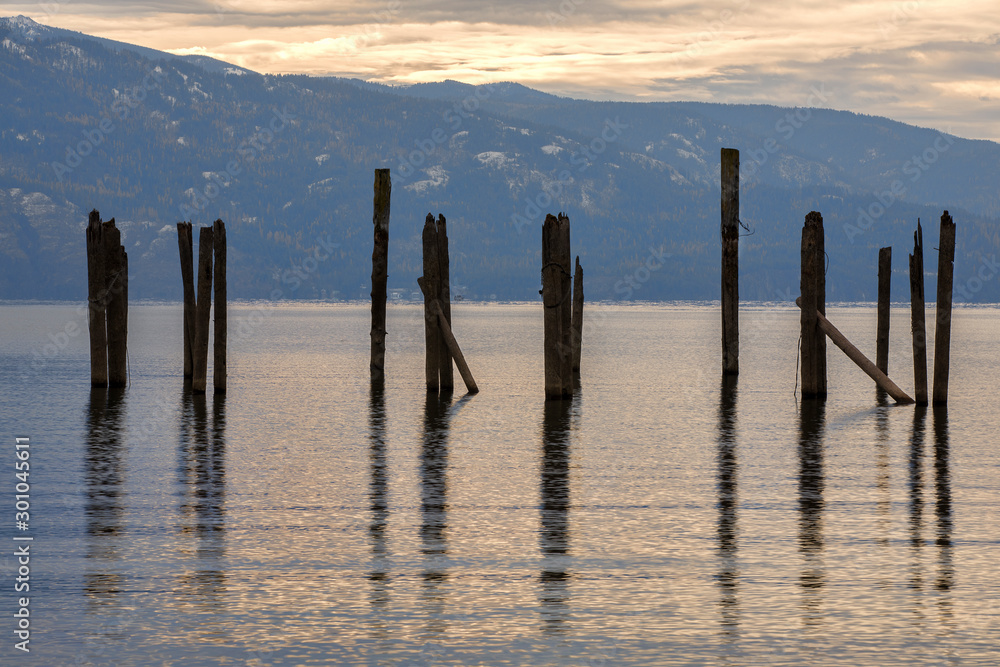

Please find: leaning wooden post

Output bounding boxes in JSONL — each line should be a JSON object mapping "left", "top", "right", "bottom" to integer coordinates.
{"left": 876, "top": 246, "right": 892, "bottom": 376}
{"left": 721, "top": 147, "right": 740, "bottom": 376}
{"left": 909, "top": 221, "right": 928, "bottom": 405}
{"left": 796, "top": 298, "right": 914, "bottom": 404}
{"left": 571, "top": 256, "right": 584, "bottom": 376}
{"left": 418, "top": 278, "right": 479, "bottom": 394}
{"left": 177, "top": 222, "right": 196, "bottom": 379}
{"left": 421, "top": 214, "right": 442, "bottom": 393}
{"left": 213, "top": 219, "right": 227, "bottom": 394}
{"left": 105, "top": 219, "right": 128, "bottom": 388}
{"left": 86, "top": 210, "right": 108, "bottom": 387}
{"left": 542, "top": 213, "right": 573, "bottom": 399}
{"left": 370, "top": 169, "right": 390, "bottom": 383}
{"left": 192, "top": 226, "right": 214, "bottom": 394}
{"left": 932, "top": 211, "right": 956, "bottom": 405}
{"left": 800, "top": 212, "right": 827, "bottom": 398}
{"left": 436, "top": 214, "right": 454, "bottom": 393}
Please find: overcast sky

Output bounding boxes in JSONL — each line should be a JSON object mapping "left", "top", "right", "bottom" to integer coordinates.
{"left": 12, "top": 0, "right": 1000, "bottom": 140}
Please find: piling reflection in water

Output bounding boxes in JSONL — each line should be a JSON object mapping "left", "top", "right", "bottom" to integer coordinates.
{"left": 715, "top": 375, "right": 739, "bottom": 637}
{"left": 539, "top": 397, "right": 574, "bottom": 634}
{"left": 368, "top": 383, "right": 390, "bottom": 627}
{"left": 874, "top": 393, "right": 892, "bottom": 549}
{"left": 797, "top": 399, "right": 826, "bottom": 625}
{"left": 85, "top": 387, "right": 128, "bottom": 607}
{"left": 931, "top": 407, "right": 953, "bottom": 608}
{"left": 177, "top": 389, "right": 227, "bottom": 607}
{"left": 908, "top": 405, "right": 927, "bottom": 595}
{"left": 420, "top": 391, "right": 452, "bottom": 637}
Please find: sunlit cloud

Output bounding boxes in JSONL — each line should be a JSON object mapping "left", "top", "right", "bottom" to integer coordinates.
{"left": 8, "top": 0, "right": 1000, "bottom": 140}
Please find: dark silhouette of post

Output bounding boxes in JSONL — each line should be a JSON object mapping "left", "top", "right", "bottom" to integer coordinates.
{"left": 177, "top": 222, "right": 196, "bottom": 379}
{"left": 370, "top": 169, "right": 390, "bottom": 383}
{"left": 421, "top": 214, "right": 442, "bottom": 393}
{"left": 571, "top": 256, "right": 584, "bottom": 376}
{"left": 800, "top": 212, "right": 827, "bottom": 399}
{"left": 436, "top": 215, "right": 454, "bottom": 393}
{"left": 86, "top": 210, "right": 108, "bottom": 387}
{"left": 193, "top": 226, "right": 214, "bottom": 393}
{"left": 213, "top": 219, "right": 227, "bottom": 394}
{"left": 909, "top": 221, "right": 928, "bottom": 405}
{"left": 721, "top": 148, "right": 740, "bottom": 376}
{"left": 932, "top": 212, "right": 956, "bottom": 405}
{"left": 105, "top": 221, "right": 128, "bottom": 388}
{"left": 876, "top": 246, "right": 892, "bottom": 377}
{"left": 542, "top": 213, "right": 573, "bottom": 400}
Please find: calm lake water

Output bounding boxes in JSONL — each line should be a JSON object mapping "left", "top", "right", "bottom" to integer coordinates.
{"left": 1, "top": 302, "right": 999, "bottom": 666}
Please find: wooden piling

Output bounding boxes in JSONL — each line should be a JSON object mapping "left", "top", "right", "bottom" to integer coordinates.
{"left": 932, "top": 211, "right": 956, "bottom": 405}
{"left": 105, "top": 220, "right": 128, "bottom": 388}
{"left": 909, "top": 221, "right": 928, "bottom": 405}
{"left": 370, "top": 169, "right": 390, "bottom": 383}
{"left": 876, "top": 246, "right": 892, "bottom": 376}
{"left": 557, "top": 217, "right": 573, "bottom": 397}
{"left": 86, "top": 210, "right": 108, "bottom": 388}
{"left": 796, "top": 298, "right": 915, "bottom": 404}
{"left": 213, "top": 219, "right": 227, "bottom": 394}
{"left": 571, "top": 256, "right": 584, "bottom": 375}
{"left": 192, "top": 226, "right": 214, "bottom": 394}
{"left": 177, "top": 222, "right": 196, "bottom": 379}
{"left": 542, "top": 213, "right": 573, "bottom": 400}
{"left": 800, "top": 212, "right": 827, "bottom": 399}
{"left": 436, "top": 214, "right": 454, "bottom": 393}
{"left": 721, "top": 147, "right": 740, "bottom": 376}
{"left": 421, "top": 214, "right": 442, "bottom": 393}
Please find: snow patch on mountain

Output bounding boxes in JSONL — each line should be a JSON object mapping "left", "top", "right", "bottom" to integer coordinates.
{"left": 475, "top": 151, "right": 513, "bottom": 168}
{"left": 405, "top": 165, "right": 449, "bottom": 193}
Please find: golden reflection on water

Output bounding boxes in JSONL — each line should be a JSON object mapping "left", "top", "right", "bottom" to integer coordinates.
{"left": 23, "top": 305, "right": 997, "bottom": 665}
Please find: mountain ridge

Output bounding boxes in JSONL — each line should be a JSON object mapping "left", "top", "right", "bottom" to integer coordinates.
{"left": 1, "top": 16, "right": 998, "bottom": 303}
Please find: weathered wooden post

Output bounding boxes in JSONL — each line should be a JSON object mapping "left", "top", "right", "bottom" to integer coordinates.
{"left": 436, "top": 214, "right": 454, "bottom": 393}
{"left": 932, "top": 211, "right": 956, "bottom": 405}
{"left": 721, "top": 148, "right": 740, "bottom": 376}
{"left": 213, "top": 219, "right": 227, "bottom": 394}
{"left": 177, "top": 222, "right": 196, "bottom": 379}
{"left": 86, "top": 210, "right": 109, "bottom": 388}
{"left": 542, "top": 213, "right": 573, "bottom": 399}
{"left": 909, "top": 221, "right": 928, "bottom": 405}
{"left": 800, "top": 212, "right": 827, "bottom": 399}
{"left": 105, "top": 220, "right": 128, "bottom": 388}
{"left": 421, "top": 214, "right": 442, "bottom": 393}
{"left": 192, "top": 226, "right": 214, "bottom": 393}
{"left": 876, "top": 246, "right": 892, "bottom": 377}
{"left": 571, "top": 256, "right": 584, "bottom": 376}
{"left": 370, "top": 169, "right": 390, "bottom": 383}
